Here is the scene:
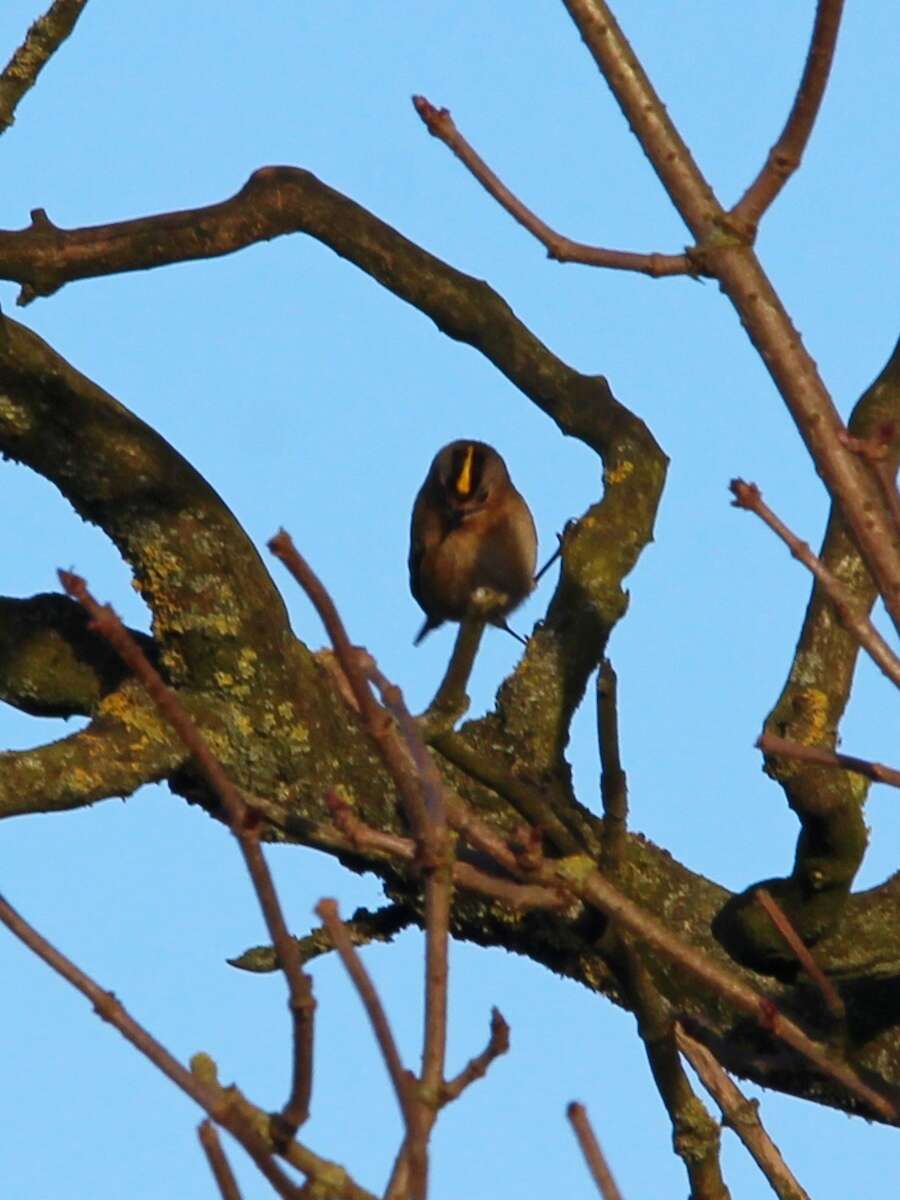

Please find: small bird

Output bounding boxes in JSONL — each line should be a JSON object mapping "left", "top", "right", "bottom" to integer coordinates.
{"left": 409, "top": 440, "right": 537, "bottom": 645}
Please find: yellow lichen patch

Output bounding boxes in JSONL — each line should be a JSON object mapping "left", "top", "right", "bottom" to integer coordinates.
{"left": 794, "top": 686, "right": 830, "bottom": 742}
{"left": 552, "top": 854, "right": 597, "bottom": 887}
{"left": 237, "top": 648, "right": 259, "bottom": 679}
{"left": 98, "top": 689, "right": 170, "bottom": 742}
{"left": 0, "top": 394, "right": 33, "bottom": 435}
{"left": 232, "top": 712, "right": 254, "bottom": 738}
{"left": 288, "top": 722, "right": 311, "bottom": 751}
{"left": 66, "top": 766, "right": 97, "bottom": 795}
{"left": 604, "top": 460, "right": 634, "bottom": 485}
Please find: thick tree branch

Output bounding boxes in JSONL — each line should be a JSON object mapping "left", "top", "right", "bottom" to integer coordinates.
{"left": 0, "top": 679, "right": 184, "bottom": 819}
{"left": 732, "top": 0, "right": 846, "bottom": 232}
{"left": 0, "top": 592, "right": 155, "bottom": 717}
{"left": 0, "top": 0, "right": 89, "bottom": 136}
{"left": 716, "top": 345, "right": 900, "bottom": 975}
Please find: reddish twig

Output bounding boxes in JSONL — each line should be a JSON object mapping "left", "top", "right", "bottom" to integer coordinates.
{"left": 759, "top": 733, "right": 900, "bottom": 791}
{"left": 442, "top": 1008, "right": 510, "bottom": 1103}
{"left": 58, "top": 571, "right": 315, "bottom": 1141}
{"left": 559, "top": 867, "right": 894, "bottom": 1120}
{"left": 315, "top": 898, "right": 414, "bottom": 1125}
{"left": 198, "top": 1122, "right": 244, "bottom": 1200}
{"left": 730, "top": 480, "right": 900, "bottom": 688}
{"left": 732, "top": 0, "right": 846, "bottom": 232}
{"left": 366, "top": 665, "right": 453, "bottom": 1200}
{"left": 0, "top": 893, "right": 343, "bottom": 1200}
{"left": 754, "top": 889, "right": 845, "bottom": 1022}
{"left": 320, "top": 794, "right": 565, "bottom": 912}
{"left": 0, "top": 0, "right": 90, "bottom": 136}
{"left": 567, "top": 1103, "right": 625, "bottom": 1200}
{"left": 412, "top": 94, "right": 691, "bottom": 279}
{"left": 563, "top": 0, "right": 900, "bottom": 634}
{"left": 269, "top": 532, "right": 429, "bottom": 840}
{"left": 676, "top": 1025, "right": 812, "bottom": 1200}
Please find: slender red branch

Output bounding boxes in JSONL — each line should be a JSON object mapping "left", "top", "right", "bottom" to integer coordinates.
{"left": 269, "top": 532, "right": 430, "bottom": 841}
{"left": 320, "top": 793, "right": 564, "bottom": 911}
{"left": 0, "top": 894, "right": 323, "bottom": 1200}
{"left": 58, "top": 570, "right": 315, "bottom": 1140}
{"left": 732, "top": 0, "right": 846, "bottom": 232}
{"left": 562, "top": 868, "right": 895, "bottom": 1120}
{"left": 442, "top": 1008, "right": 510, "bottom": 1103}
{"left": 676, "top": 1025, "right": 812, "bottom": 1200}
{"left": 198, "top": 1122, "right": 244, "bottom": 1200}
{"left": 315, "top": 899, "right": 414, "bottom": 1125}
{"left": 730, "top": 479, "right": 900, "bottom": 688}
{"left": 754, "top": 889, "right": 845, "bottom": 1022}
{"left": 567, "top": 1103, "right": 625, "bottom": 1200}
{"left": 759, "top": 733, "right": 900, "bottom": 791}
{"left": 412, "top": 94, "right": 691, "bottom": 278}
{"left": 563, "top": 0, "right": 900, "bottom": 633}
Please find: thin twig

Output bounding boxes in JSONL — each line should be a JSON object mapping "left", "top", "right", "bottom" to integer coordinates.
{"left": 58, "top": 571, "right": 315, "bottom": 1141}
{"left": 431, "top": 731, "right": 588, "bottom": 856}
{"left": 0, "top": 894, "right": 348, "bottom": 1200}
{"left": 412, "top": 95, "right": 691, "bottom": 279}
{"left": 198, "top": 1122, "right": 244, "bottom": 1200}
{"left": 423, "top": 617, "right": 485, "bottom": 724}
{"left": 563, "top": 0, "right": 900, "bottom": 634}
{"left": 754, "top": 889, "right": 845, "bottom": 1022}
{"left": 0, "top": 0, "right": 90, "bottom": 136}
{"left": 269, "top": 531, "right": 429, "bottom": 840}
{"left": 610, "top": 940, "right": 730, "bottom": 1199}
{"left": 759, "top": 733, "right": 900, "bottom": 790}
{"left": 567, "top": 1103, "right": 625, "bottom": 1200}
{"left": 676, "top": 1025, "right": 813, "bottom": 1200}
{"left": 596, "top": 660, "right": 628, "bottom": 869}
{"left": 315, "top": 898, "right": 414, "bottom": 1126}
{"left": 319, "top": 794, "right": 566, "bottom": 912}
{"left": 732, "top": 0, "right": 846, "bottom": 232}
{"left": 730, "top": 480, "right": 900, "bottom": 688}
{"left": 442, "top": 1008, "right": 510, "bottom": 1103}
{"left": 367, "top": 665, "right": 454, "bottom": 1200}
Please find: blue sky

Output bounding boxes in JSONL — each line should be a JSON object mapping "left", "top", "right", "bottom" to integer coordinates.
{"left": 0, "top": 3, "right": 897, "bottom": 1197}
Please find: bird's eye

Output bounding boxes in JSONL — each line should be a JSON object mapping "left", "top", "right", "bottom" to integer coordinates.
{"left": 476, "top": 488, "right": 488, "bottom": 504}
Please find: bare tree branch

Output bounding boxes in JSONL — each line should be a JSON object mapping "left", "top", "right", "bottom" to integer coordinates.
{"left": 732, "top": 0, "right": 846, "bottom": 232}
{"left": 59, "top": 571, "right": 316, "bottom": 1142}
{"left": 567, "top": 1103, "right": 625, "bottom": 1200}
{"left": 759, "top": 733, "right": 900, "bottom": 791}
{"left": 0, "top": 0, "right": 89, "bottom": 136}
{"left": 562, "top": 0, "right": 900, "bottom": 632}
{"left": 754, "top": 889, "right": 845, "bottom": 1022}
{"left": 315, "top": 898, "right": 414, "bottom": 1128}
{"left": 0, "top": 893, "right": 363, "bottom": 1199}
{"left": 596, "top": 659, "right": 628, "bottom": 870}
{"left": 730, "top": 479, "right": 900, "bottom": 689}
{"left": 676, "top": 1025, "right": 813, "bottom": 1200}
{"left": 412, "top": 94, "right": 691, "bottom": 278}
{"left": 198, "top": 1122, "right": 244, "bottom": 1200}
{"left": 442, "top": 1008, "right": 510, "bottom": 1103}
